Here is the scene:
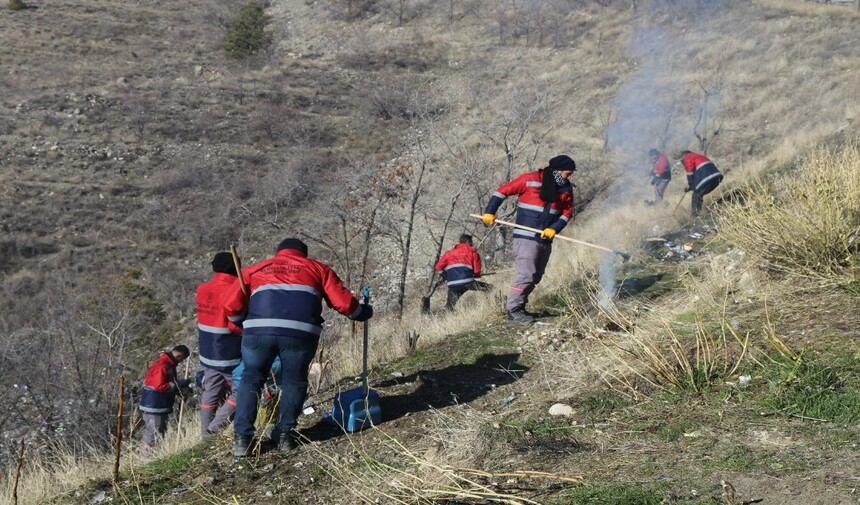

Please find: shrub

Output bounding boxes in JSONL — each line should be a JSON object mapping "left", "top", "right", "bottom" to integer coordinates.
{"left": 717, "top": 142, "right": 860, "bottom": 287}
{"left": 8, "top": 0, "right": 26, "bottom": 11}
{"left": 224, "top": 1, "right": 272, "bottom": 59}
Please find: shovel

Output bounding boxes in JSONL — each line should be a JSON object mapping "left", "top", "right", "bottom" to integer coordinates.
{"left": 470, "top": 214, "right": 631, "bottom": 262}
{"left": 324, "top": 286, "right": 381, "bottom": 432}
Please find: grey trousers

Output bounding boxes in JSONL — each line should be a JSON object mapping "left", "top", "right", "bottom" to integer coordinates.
{"left": 654, "top": 180, "right": 669, "bottom": 202}
{"left": 507, "top": 238, "right": 552, "bottom": 312}
{"left": 141, "top": 413, "right": 168, "bottom": 448}
{"left": 200, "top": 368, "right": 236, "bottom": 436}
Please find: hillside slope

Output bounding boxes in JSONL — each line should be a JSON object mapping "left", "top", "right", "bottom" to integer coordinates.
{"left": 2, "top": 0, "right": 860, "bottom": 503}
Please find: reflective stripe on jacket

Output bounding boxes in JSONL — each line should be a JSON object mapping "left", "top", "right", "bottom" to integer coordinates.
{"left": 223, "top": 249, "right": 361, "bottom": 339}
{"left": 435, "top": 244, "right": 482, "bottom": 286}
{"left": 484, "top": 170, "right": 574, "bottom": 242}
{"left": 139, "top": 353, "right": 178, "bottom": 414}
{"left": 196, "top": 273, "right": 242, "bottom": 372}
{"left": 681, "top": 152, "right": 722, "bottom": 193}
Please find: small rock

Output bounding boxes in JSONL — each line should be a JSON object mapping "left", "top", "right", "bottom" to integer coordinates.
{"left": 265, "top": 491, "right": 274, "bottom": 497}
{"left": 90, "top": 491, "right": 107, "bottom": 504}
{"left": 549, "top": 403, "right": 575, "bottom": 417}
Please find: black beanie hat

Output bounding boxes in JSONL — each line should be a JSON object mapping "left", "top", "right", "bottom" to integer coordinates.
{"left": 547, "top": 155, "right": 576, "bottom": 172}
{"left": 276, "top": 238, "right": 308, "bottom": 256}
{"left": 211, "top": 252, "right": 237, "bottom": 276}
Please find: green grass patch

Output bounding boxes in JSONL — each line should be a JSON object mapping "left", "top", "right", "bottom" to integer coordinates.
{"left": 501, "top": 417, "right": 580, "bottom": 443}
{"left": 548, "top": 483, "right": 721, "bottom": 505}
{"left": 386, "top": 327, "right": 517, "bottom": 373}
{"left": 758, "top": 350, "right": 860, "bottom": 423}
{"left": 131, "top": 447, "right": 205, "bottom": 498}
{"left": 576, "top": 392, "right": 629, "bottom": 425}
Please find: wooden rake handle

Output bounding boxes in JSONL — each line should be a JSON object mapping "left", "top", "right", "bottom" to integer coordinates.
{"left": 469, "top": 214, "right": 630, "bottom": 261}
{"left": 231, "top": 244, "right": 250, "bottom": 297}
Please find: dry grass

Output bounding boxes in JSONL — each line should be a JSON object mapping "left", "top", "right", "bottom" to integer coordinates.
{"left": 0, "top": 418, "right": 201, "bottom": 505}
{"left": 306, "top": 425, "right": 580, "bottom": 505}
{"left": 718, "top": 142, "right": 860, "bottom": 287}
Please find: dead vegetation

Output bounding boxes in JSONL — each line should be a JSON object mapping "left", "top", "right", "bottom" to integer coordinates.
{"left": 2, "top": 0, "right": 860, "bottom": 503}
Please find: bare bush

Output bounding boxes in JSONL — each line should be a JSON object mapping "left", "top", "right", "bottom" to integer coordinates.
{"left": 717, "top": 142, "right": 860, "bottom": 287}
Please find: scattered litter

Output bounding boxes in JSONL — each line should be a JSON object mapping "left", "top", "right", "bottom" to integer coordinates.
{"left": 90, "top": 491, "right": 108, "bottom": 504}
{"left": 738, "top": 375, "right": 752, "bottom": 387}
{"left": 302, "top": 406, "right": 315, "bottom": 415}
{"left": 390, "top": 371, "right": 404, "bottom": 378}
{"left": 683, "top": 431, "right": 701, "bottom": 438}
{"left": 265, "top": 491, "right": 274, "bottom": 497}
{"left": 683, "top": 243, "right": 694, "bottom": 251}
{"left": 501, "top": 394, "right": 516, "bottom": 407}
{"left": 688, "top": 232, "right": 704, "bottom": 240}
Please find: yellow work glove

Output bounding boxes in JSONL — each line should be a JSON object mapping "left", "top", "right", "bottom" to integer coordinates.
{"left": 481, "top": 213, "right": 497, "bottom": 226}
{"left": 541, "top": 228, "right": 557, "bottom": 240}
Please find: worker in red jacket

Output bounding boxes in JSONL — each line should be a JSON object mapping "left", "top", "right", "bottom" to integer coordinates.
{"left": 224, "top": 238, "right": 373, "bottom": 457}
{"left": 646, "top": 148, "right": 671, "bottom": 205}
{"left": 139, "top": 345, "right": 190, "bottom": 450}
{"left": 679, "top": 150, "right": 724, "bottom": 217}
{"left": 481, "top": 155, "right": 576, "bottom": 323}
{"left": 435, "top": 234, "right": 491, "bottom": 310}
{"left": 196, "top": 252, "right": 243, "bottom": 439}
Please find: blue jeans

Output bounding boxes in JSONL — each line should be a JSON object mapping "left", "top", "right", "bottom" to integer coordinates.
{"left": 234, "top": 334, "right": 319, "bottom": 439}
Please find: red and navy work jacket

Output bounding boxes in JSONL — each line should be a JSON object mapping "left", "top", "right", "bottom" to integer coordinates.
{"left": 681, "top": 152, "right": 723, "bottom": 194}
{"left": 196, "top": 273, "right": 243, "bottom": 372}
{"left": 435, "top": 243, "right": 482, "bottom": 287}
{"left": 651, "top": 154, "right": 671, "bottom": 182}
{"left": 224, "top": 249, "right": 362, "bottom": 340}
{"left": 139, "top": 352, "right": 179, "bottom": 415}
{"left": 484, "top": 169, "right": 574, "bottom": 242}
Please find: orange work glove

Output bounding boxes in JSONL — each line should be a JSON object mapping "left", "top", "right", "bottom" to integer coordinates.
{"left": 541, "top": 228, "right": 557, "bottom": 240}
{"left": 481, "top": 213, "right": 497, "bottom": 226}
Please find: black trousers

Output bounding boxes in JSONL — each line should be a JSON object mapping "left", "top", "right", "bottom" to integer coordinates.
{"left": 691, "top": 176, "right": 723, "bottom": 217}
{"left": 446, "top": 281, "right": 492, "bottom": 310}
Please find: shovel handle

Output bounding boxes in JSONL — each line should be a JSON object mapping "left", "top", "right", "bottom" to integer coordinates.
{"left": 469, "top": 214, "right": 630, "bottom": 260}
{"left": 361, "top": 286, "right": 371, "bottom": 393}
{"left": 230, "top": 244, "right": 249, "bottom": 297}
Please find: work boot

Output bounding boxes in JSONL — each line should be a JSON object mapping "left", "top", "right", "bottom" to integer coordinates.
{"left": 507, "top": 309, "right": 534, "bottom": 324}
{"left": 233, "top": 436, "right": 253, "bottom": 457}
{"left": 276, "top": 432, "right": 300, "bottom": 454}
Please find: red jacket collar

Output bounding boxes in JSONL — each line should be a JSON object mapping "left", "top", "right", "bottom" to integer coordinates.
{"left": 212, "top": 272, "right": 237, "bottom": 283}
{"left": 275, "top": 249, "right": 307, "bottom": 259}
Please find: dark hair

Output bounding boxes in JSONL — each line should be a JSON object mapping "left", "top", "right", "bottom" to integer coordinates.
{"left": 459, "top": 234, "right": 473, "bottom": 245}
{"left": 211, "top": 252, "right": 237, "bottom": 276}
{"left": 679, "top": 150, "right": 692, "bottom": 157}
{"left": 648, "top": 148, "right": 660, "bottom": 157}
{"left": 172, "top": 345, "right": 190, "bottom": 358}
{"left": 276, "top": 238, "right": 309, "bottom": 256}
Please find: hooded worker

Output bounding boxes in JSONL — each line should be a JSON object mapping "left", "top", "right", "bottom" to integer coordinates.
{"left": 481, "top": 155, "right": 576, "bottom": 323}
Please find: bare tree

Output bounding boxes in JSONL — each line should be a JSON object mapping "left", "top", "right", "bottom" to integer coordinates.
{"left": 470, "top": 81, "right": 559, "bottom": 262}
{"left": 693, "top": 79, "right": 724, "bottom": 155}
